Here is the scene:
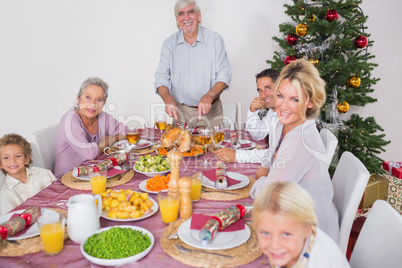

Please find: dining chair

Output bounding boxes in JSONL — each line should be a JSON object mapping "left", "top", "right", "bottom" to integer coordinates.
{"left": 30, "top": 124, "right": 59, "bottom": 172}
{"left": 222, "top": 102, "right": 237, "bottom": 128}
{"left": 332, "top": 151, "right": 370, "bottom": 254}
{"left": 349, "top": 200, "right": 402, "bottom": 268}
{"left": 319, "top": 128, "right": 338, "bottom": 168}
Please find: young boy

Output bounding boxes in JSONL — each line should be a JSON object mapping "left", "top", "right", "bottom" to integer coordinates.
{"left": 0, "top": 133, "right": 56, "bottom": 216}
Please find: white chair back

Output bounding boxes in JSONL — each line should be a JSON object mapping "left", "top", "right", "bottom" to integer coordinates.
{"left": 332, "top": 151, "right": 370, "bottom": 254}
{"left": 319, "top": 128, "right": 338, "bottom": 168}
{"left": 222, "top": 102, "right": 237, "bottom": 128}
{"left": 349, "top": 200, "right": 402, "bottom": 268}
{"left": 30, "top": 124, "right": 58, "bottom": 172}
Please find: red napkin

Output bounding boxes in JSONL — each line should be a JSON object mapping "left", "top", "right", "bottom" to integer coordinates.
{"left": 221, "top": 141, "right": 251, "bottom": 148}
{"left": 202, "top": 169, "right": 241, "bottom": 187}
{"left": 9, "top": 213, "right": 32, "bottom": 237}
{"left": 190, "top": 214, "right": 245, "bottom": 231}
{"left": 107, "top": 168, "right": 125, "bottom": 177}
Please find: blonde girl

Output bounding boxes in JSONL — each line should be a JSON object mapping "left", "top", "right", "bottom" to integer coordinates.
{"left": 253, "top": 181, "right": 349, "bottom": 268}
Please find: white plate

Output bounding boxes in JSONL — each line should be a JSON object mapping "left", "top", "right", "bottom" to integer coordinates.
{"left": 178, "top": 219, "right": 250, "bottom": 250}
{"left": 72, "top": 166, "right": 122, "bottom": 181}
{"left": 138, "top": 179, "right": 168, "bottom": 194}
{"left": 81, "top": 225, "right": 154, "bottom": 266}
{"left": 221, "top": 139, "right": 256, "bottom": 150}
{"left": 201, "top": 172, "right": 250, "bottom": 190}
{"left": 133, "top": 166, "right": 170, "bottom": 178}
{"left": 100, "top": 196, "right": 158, "bottom": 222}
{"left": 113, "top": 139, "right": 151, "bottom": 150}
{"left": 0, "top": 208, "right": 59, "bottom": 240}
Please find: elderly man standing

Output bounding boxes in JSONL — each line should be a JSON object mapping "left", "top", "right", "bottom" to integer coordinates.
{"left": 154, "top": 0, "right": 232, "bottom": 127}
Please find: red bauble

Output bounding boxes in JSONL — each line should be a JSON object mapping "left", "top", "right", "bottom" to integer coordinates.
{"left": 284, "top": 56, "right": 296, "bottom": 65}
{"left": 325, "top": 9, "right": 339, "bottom": 22}
{"left": 286, "top": 34, "right": 298, "bottom": 46}
{"left": 355, "top": 35, "right": 368, "bottom": 48}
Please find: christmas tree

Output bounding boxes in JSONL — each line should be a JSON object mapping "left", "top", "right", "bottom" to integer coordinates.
{"left": 267, "top": 0, "right": 390, "bottom": 174}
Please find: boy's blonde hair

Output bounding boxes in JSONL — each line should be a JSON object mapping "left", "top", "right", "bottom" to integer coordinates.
{"left": 253, "top": 181, "right": 317, "bottom": 268}
{"left": 0, "top": 133, "right": 32, "bottom": 175}
{"left": 274, "top": 59, "right": 326, "bottom": 120}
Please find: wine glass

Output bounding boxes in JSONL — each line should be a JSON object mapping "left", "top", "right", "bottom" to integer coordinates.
{"left": 155, "top": 113, "right": 167, "bottom": 134}
{"left": 199, "top": 126, "right": 213, "bottom": 166}
{"left": 213, "top": 124, "right": 224, "bottom": 147}
{"left": 126, "top": 126, "right": 139, "bottom": 145}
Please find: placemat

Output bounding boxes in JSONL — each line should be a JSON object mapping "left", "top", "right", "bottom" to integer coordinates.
{"left": 0, "top": 209, "right": 68, "bottom": 257}
{"left": 160, "top": 218, "right": 263, "bottom": 267}
{"left": 61, "top": 170, "right": 134, "bottom": 190}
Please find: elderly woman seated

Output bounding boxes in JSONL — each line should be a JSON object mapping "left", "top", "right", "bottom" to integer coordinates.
{"left": 54, "top": 77, "right": 127, "bottom": 178}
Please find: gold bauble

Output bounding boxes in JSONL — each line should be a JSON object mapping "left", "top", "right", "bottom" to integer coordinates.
{"left": 347, "top": 75, "right": 361, "bottom": 88}
{"left": 338, "top": 101, "right": 350, "bottom": 114}
{"left": 308, "top": 15, "right": 316, "bottom": 22}
{"left": 308, "top": 57, "right": 319, "bottom": 66}
{"left": 295, "top": 23, "right": 308, "bottom": 37}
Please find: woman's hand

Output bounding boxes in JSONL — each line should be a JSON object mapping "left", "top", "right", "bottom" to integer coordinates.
{"left": 215, "top": 148, "right": 236, "bottom": 163}
{"left": 256, "top": 165, "right": 269, "bottom": 179}
{"left": 98, "top": 135, "right": 123, "bottom": 156}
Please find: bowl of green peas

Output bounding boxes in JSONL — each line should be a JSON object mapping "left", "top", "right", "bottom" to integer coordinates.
{"left": 81, "top": 226, "right": 154, "bottom": 266}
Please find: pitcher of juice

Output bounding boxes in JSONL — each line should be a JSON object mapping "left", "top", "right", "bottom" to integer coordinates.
{"left": 66, "top": 194, "right": 102, "bottom": 243}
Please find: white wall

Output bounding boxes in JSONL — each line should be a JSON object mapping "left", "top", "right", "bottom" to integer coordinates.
{"left": 0, "top": 0, "right": 400, "bottom": 161}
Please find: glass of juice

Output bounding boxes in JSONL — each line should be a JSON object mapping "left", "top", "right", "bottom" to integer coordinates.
{"left": 213, "top": 124, "right": 225, "bottom": 147}
{"left": 155, "top": 113, "right": 167, "bottom": 134}
{"left": 126, "top": 126, "right": 140, "bottom": 145}
{"left": 38, "top": 212, "right": 65, "bottom": 255}
{"left": 158, "top": 192, "right": 179, "bottom": 224}
{"left": 190, "top": 173, "right": 203, "bottom": 202}
{"left": 88, "top": 168, "right": 107, "bottom": 194}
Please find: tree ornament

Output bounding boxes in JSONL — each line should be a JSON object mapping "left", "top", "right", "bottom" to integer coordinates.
{"left": 355, "top": 35, "right": 368, "bottom": 48}
{"left": 308, "top": 56, "right": 318, "bottom": 66}
{"left": 286, "top": 34, "right": 298, "bottom": 45}
{"left": 347, "top": 75, "right": 361, "bottom": 88}
{"left": 308, "top": 14, "right": 316, "bottom": 22}
{"left": 338, "top": 101, "right": 349, "bottom": 113}
{"left": 295, "top": 23, "right": 308, "bottom": 36}
{"left": 325, "top": 9, "right": 339, "bottom": 22}
{"left": 284, "top": 55, "right": 296, "bottom": 65}
{"left": 299, "top": 5, "right": 305, "bottom": 15}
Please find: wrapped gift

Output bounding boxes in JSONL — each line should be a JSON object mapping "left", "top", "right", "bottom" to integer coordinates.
{"left": 215, "top": 161, "right": 227, "bottom": 189}
{"left": 230, "top": 131, "right": 240, "bottom": 149}
{"left": 359, "top": 174, "right": 389, "bottom": 209}
{"left": 385, "top": 173, "right": 402, "bottom": 215}
{"left": 382, "top": 161, "right": 402, "bottom": 179}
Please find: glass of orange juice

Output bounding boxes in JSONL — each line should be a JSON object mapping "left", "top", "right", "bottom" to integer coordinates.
{"left": 88, "top": 169, "right": 107, "bottom": 194}
{"left": 38, "top": 212, "right": 65, "bottom": 255}
{"left": 158, "top": 192, "right": 179, "bottom": 224}
{"left": 190, "top": 173, "right": 203, "bottom": 202}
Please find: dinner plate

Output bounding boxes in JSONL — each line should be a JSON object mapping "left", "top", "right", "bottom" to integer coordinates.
{"left": 81, "top": 225, "right": 154, "bottom": 266}
{"left": 178, "top": 219, "right": 251, "bottom": 250}
{"left": 72, "top": 166, "right": 123, "bottom": 181}
{"left": 113, "top": 139, "right": 151, "bottom": 150}
{"left": 100, "top": 196, "right": 158, "bottom": 222}
{"left": 221, "top": 139, "right": 256, "bottom": 150}
{"left": 201, "top": 172, "right": 250, "bottom": 190}
{"left": 0, "top": 208, "right": 59, "bottom": 240}
{"left": 138, "top": 179, "right": 168, "bottom": 194}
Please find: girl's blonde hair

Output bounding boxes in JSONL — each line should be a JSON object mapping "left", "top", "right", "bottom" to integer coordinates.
{"left": 274, "top": 59, "right": 326, "bottom": 120}
{"left": 253, "top": 181, "right": 317, "bottom": 268}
